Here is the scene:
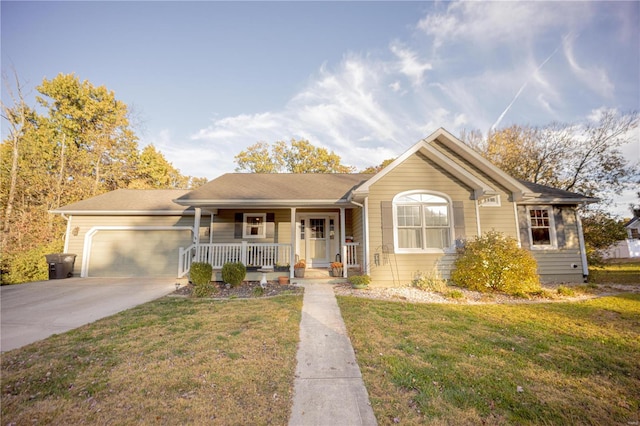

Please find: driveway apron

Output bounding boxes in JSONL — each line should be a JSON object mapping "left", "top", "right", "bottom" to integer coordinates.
{"left": 290, "top": 281, "right": 377, "bottom": 425}
{"left": 1, "top": 278, "right": 176, "bottom": 352}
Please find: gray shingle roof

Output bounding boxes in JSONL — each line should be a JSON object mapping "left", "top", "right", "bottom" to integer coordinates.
{"left": 51, "top": 189, "right": 193, "bottom": 214}
{"left": 175, "top": 173, "right": 372, "bottom": 205}
{"left": 518, "top": 179, "right": 598, "bottom": 203}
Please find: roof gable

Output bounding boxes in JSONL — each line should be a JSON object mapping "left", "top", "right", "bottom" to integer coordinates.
{"left": 352, "top": 128, "right": 532, "bottom": 201}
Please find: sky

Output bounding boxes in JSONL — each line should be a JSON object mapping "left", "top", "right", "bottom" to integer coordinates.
{"left": 2, "top": 1, "right": 639, "bottom": 217}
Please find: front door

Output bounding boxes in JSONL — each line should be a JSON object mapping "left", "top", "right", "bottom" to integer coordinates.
{"left": 307, "top": 218, "right": 329, "bottom": 266}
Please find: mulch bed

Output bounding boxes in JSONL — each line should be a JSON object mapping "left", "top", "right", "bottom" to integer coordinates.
{"left": 172, "top": 281, "right": 304, "bottom": 298}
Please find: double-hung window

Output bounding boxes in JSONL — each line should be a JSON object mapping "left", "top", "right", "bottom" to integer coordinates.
{"left": 243, "top": 213, "right": 266, "bottom": 238}
{"left": 527, "top": 206, "right": 557, "bottom": 248}
{"left": 394, "top": 192, "right": 452, "bottom": 252}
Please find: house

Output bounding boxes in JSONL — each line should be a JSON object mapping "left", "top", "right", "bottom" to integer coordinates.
{"left": 52, "top": 128, "right": 598, "bottom": 285}
{"left": 603, "top": 217, "right": 640, "bottom": 259}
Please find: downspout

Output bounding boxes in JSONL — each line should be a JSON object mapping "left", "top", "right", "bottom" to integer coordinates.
{"left": 513, "top": 201, "right": 522, "bottom": 247}
{"left": 60, "top": 213, "right": 71, "bottom": 253}
{"left": 575, "top": 206, "right": 589, "bottom": 281}
{"left": 474, "top": 199, "right": 481, "bottom": 236}
{"left": 350, "top": 197, "right": 369, "bottom": 275}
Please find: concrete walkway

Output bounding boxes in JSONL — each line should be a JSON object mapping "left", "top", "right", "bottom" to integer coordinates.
{"left": 289, "top": 281, "right": 377, "bottom": 425}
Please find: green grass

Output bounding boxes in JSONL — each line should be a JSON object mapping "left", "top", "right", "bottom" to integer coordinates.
{"left": 1, "top": 296, "right": 302, "bottom": 425}
{"left": 338, "top": 294, "right": 640, "bottom": 425}
{"left": 589, "top": 259, "right": 640, "bottom": 284}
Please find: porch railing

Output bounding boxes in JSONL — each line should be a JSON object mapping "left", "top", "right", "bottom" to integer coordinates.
{"left": 346, "top": 242, "right": 359, "bottom": 268}
{"left": 179, "top": 241, "right": 361, "bottom": 278}
{"left": 179, "top": 242, "right": 291, "bottom": 278}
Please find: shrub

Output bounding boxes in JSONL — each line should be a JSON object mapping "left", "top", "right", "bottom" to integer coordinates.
{"left": 193, "top": 282, "right": 217, "bottom": 298}
{"left": 1, "top": 240, "right": 64, "bottom": 285}
{"left": 221, "top": 262, "right": 246, "bottom": 287}
{"left": 348, "top": 274, "right": 371, "bottom": 289}
{"left": 445, "top": 289, "right": 465, "bottom": 300}
{"left": 190, "top": 262, "right": 213, "bottom": 286}
{"left": 451, "top": 231, "right": 540, "bottom": 295}
{"left": 411, "top": 270, "right": 447, "bottom": 293}
{"left": 557, "top": 285, "right": 576, "bottom": 296}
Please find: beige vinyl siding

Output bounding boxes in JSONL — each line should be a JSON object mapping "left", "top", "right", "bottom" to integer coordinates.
{"left": 531, "top": 250, "right": 585, "bottom": 282}
{"left": 517, "top": 205, "right": 586, "bottom": 282}
{"left": 66, "top": 215, "right": 195, "bottom": 277}
{"left": 431, "top": 139, "right": 515, "bottom": 197}
{"left": 366, "top": 153, "right": 478, "bottom": 287}
{"left": 478, "top": 198, "right": 519, "bottom": 236}
{"left": 211, "top": 209, "right": 291, "bottom": 244}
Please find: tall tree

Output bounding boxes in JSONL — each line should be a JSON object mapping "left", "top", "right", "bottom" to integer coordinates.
{"left": 1, "top": 73, "right": 204, "bottom": 284}
{"left": 234, "top": 139, "right": 355, "bottom": 173}
{"left": 463, "top": 110, "right": 639, "bottom": 202}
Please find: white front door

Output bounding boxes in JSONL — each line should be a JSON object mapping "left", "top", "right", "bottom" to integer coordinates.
{"left": 299, "top": 214, "right": 338, "bottom": 267}
{"left": 307, "top": 218, "right": 329, "bottom": 266}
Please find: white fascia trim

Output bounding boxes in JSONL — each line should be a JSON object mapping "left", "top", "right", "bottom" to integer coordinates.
{"left": 434, "top": 128, "right": 531, "bottom": 199}
{"left": 51, "top": 210, "right": 195, "bottom": 216}
{"left": 179, "top": 199, "right": 352, "bottom": 207}
{"left": 418, "top": 145, "right": 497, "bottom": 199}
{"left": 81, "top": 225, "right": 194, "bottom": 278}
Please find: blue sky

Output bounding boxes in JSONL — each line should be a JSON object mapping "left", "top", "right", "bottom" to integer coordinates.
{"left": 2, "top": 1, "right": 639, "bottom": 216}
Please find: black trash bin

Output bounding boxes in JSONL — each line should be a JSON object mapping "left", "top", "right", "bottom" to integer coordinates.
{"left": 45, "top": 253, "right": 76, "bottom": 279}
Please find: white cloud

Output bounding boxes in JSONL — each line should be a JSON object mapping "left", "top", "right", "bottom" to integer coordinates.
{"left": 563, "top": 33, "right": 615, "bottom": 98}
{"left": 389, "top": 42, "right": 432, "bottom": 86}
{"left": 417, "top": 1, "right": 577, "bottom": 49}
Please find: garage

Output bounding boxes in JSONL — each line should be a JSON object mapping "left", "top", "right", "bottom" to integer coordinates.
{"left": 86, "top": 228, "right": 193, "bottom": 277}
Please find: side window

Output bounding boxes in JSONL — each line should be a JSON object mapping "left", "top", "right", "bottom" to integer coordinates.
{"left": 527, "top": 207, "right": 557, "bottom": 248}
{"left": 393, "top": 191, "right": 452, "bottom": 252}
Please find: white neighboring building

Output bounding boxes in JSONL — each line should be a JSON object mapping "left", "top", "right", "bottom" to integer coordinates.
{"left": 603, "top": 217, "right": 640, "bottom": 258}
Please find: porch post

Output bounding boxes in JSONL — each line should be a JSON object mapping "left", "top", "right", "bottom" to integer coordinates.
{"left": 340, "top": 207, "right": 346, "bottom": 278}
{"left": 193, "top": 208, "right": 201, "bottom": 245}
{"left": 290, "top": 207, "right": 296, "bottom": 279}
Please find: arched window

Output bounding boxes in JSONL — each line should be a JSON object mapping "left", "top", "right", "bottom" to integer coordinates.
{"left": 393, "top": 191, "right": 452, "bottom": 252}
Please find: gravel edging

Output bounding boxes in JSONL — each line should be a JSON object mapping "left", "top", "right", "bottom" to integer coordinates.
{"left": 333, "top": 282, "right": 640, "bottom": 305}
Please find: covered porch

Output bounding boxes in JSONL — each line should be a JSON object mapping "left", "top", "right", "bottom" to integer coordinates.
{"left": 177, "top": 207, "right": 362, "bottom": 279}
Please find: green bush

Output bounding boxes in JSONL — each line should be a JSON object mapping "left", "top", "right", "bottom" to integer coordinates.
{"left": 190, "top": 262, "right": 213, "bottom": 286}
{"left": 193, "top": 282, "right": 217, "bottom": 298}
{"left": 451, "top": 231, "right": 540, "bottom": 295}
{"left": 348, "top": 274, "right": 371, "bottom": 289}
{"left": 1, "top": 240, "right": 64, "bottom": 285}
{"left": 221, "top": 262, "right": 246, "bottom": 287}
{"left": 411, "top": 270, "right": 447, "bottom": 293}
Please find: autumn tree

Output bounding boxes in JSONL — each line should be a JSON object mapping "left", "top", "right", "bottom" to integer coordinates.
{"left": 1, "top": 73, "right": 203, "bottom": 284}
{"left": 235, "top": 139, "right": 355, "bottom": 173}
{"left": 360, "top": 158, "right": 396, "bottom": 174}
{"left": 463, "top": 110, "right": 639, "bottom": 202}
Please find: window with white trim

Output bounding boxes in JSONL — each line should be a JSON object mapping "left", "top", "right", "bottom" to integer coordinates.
{"left": 394, "top": 192, "right": 452, "bottom": 252}
{"left": 527, "top": 206, "right": 557, "bottom": 248}
{"left": 243, "top": 213, "right": 266, "bottom": 238}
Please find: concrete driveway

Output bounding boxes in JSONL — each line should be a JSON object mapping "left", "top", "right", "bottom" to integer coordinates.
{"left": 1, "top": 277, "right": 178, "bottom": 352}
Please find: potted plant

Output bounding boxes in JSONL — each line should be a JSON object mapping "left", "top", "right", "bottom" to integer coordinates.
{"left": 330, "top": 261, "right": 343, "bottom": 277}
{"left": 294, "top": 259, "right": 306, "bottom": 278}
{"left": 278, "top": 276, "right": 290, "bottom": 285}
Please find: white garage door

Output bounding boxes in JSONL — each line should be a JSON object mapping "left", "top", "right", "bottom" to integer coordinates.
{"left": 88, "top": 229, "right": 193, "bottom": 277}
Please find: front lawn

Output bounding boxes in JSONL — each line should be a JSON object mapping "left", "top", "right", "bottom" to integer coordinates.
{"left": 590, "top": 259, "right": 640, "bottom": 284}
{"left": 339, "top": 294, "right": 640, "bottom": 425}
{"left": 1, "top": 296, "right": 302, "bottom": 424}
